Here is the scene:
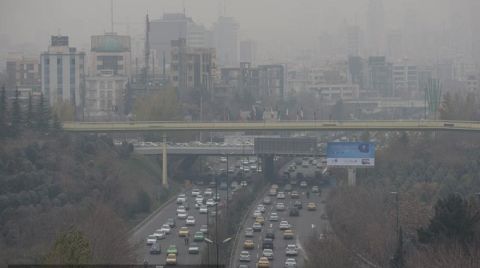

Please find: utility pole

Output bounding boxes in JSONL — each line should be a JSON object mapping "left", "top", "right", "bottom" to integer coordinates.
{"left": 144, "top": 14, "right": 150, "bottom": 91}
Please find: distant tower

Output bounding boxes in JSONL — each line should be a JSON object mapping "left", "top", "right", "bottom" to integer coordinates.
{"left": 366, "top": 0, "right": 385, "bottom": 56}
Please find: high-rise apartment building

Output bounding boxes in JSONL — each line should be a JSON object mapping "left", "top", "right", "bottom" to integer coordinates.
{"left": 213, "top": 16, "right": 239, "bottom": 67}
{"left": 346, "top": 26, "right": 362, "bottom": 57}
{"left": 6, "top": 56, "right": 41, "bottom": 90}
{"left": 40, "top": 36, "right": 85, "bottom": 112}
{"left": 366, "top": 0, "right": 385, "bottom": 56}
{"left": 240, "top": 40, "right": 257, "bottom": 65}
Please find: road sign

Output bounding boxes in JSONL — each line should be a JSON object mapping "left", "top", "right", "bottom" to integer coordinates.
{"left": 326, "top": 142, "right": 375, "bottom": 167}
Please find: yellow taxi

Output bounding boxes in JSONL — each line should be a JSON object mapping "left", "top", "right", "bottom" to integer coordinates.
{"left": 307, "top": 202, "right": 317, "bottom": 211}
{"left": 178, "top": 226, "right": 190, "bottom": 237}
{"left": 243, "top": 239, "right": 255, "bottom": 249}
{"left": 257, "top": 256, "right": 270, "bottom": 268}
{"left": 166, "top": 253, "right": 177, "bottom": 265}
{"left": 256, "top": 216, "right": 265, "bottom": 225}
{"left": 283, "top": 229, "right": 294, "bottom": 239}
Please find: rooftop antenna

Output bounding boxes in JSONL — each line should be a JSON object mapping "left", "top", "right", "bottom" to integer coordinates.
{"left": 110, "top": 0, "right": 114, "bottom": 33}
{"left": 144, "top": 13, "right": 150, "bottom": 90}
{"left": 183, "top": 0, "right": 186, "bottom": 15}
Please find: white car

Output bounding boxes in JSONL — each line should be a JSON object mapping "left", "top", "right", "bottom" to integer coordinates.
{"left": 204, "top": 188, "right": 213, "bottom": 196}
{"left": 153, "top": 229, "right": 166, "bottom": 240}
{"left": 146, "top": 235, "right": 157, "bottom": 245}
{"left": 256, "top": 204, "right": 266, "bottom": 213}
{"left": 239, "top": 251, "right": 251, "bottom": 262}
{"left": 240, "top": 181, "right": 247, "bottom": 187}
{"left": 195, "top": 195, "right": 204, "bottom": 204}
{"left": 279, "top": 221, "right": 291, "bottom": 230}
{"left": 245, "top": 227, "right": 254, "bottom": 237}
{"left": 177, "top": 206, "right": 187, "bottom": 214}
{"left": 199, "top": 205, "right": 208, "bottom": 214}
{"left": 269, "top": 213, "right": 279, "bottom": 221}
{"left": 186, "top": 216, "right": 196, "bottom": 225}
{"left": 206, "top": 199, "right": 216, "bottom": 207}
{"left": 253, "top": 210, "right": 262, "bottom": 218}
{"left": 160, "top": 224, "right": 171, "bottom": 234}
{"left": 286, "top": 244, "right": 298, "bottom": 256}
{"left": 300, "top": 181, "right": 308, "bottom": 187}
{"left": 276, "top": 203, "right": 286, "bottom": 211}
{"left": 177, "top": 194, "right": 187, "bottom": 204}
{"left": 177, "top": 211, "right": 188, "bottom": 219}
{"left": 262, "top": 248, "right": 274, "bottom": 260}
{"left": 191, "top": 189, "right": 201, "bottom": 196}
{"left": 285, "top": 258, "right": 297, "bottom": 267}
{"left": 277, "top": 192, "right": 286, "bottom": 199}
{"left": 194, "top": 202, "right": 201, "bottom": 209}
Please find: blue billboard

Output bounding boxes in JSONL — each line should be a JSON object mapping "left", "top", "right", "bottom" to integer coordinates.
{"left": 326, "top": 142, "right": 376, "bottom": 167}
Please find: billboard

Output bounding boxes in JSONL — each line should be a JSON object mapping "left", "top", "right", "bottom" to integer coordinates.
{"left": 326, "top": 142, "right": 375, "bottom": 167}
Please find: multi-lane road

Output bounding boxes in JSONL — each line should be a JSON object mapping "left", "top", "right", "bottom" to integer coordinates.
{"left": 230, "top": 160, "right": 331, "bottom": 268}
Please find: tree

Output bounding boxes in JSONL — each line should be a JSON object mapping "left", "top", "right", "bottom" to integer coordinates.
{"left": 52, "top": 100, "right": 75, "bottom": 122}
{"left": 36, "top": 92, "right": 50, "bottom": 130}
{"left": 45, "top": 229, "right": 91, "bottom": 264}
{"left": 52, "top": 113, "right": 62, "bottom": 132}
{"left": 0, "top": 85, "right": 6, "bottom": 137}
{"left": 10, "top": 88, "right": 22, "bottom": 135}
{"left": 417, "top": 194, "right": 480, "bottom": 246}
{"left": 25, "top": 93, "right": 34, "bottom": 128}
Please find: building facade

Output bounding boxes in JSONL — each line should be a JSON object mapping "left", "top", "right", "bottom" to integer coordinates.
{"left": 40, "top": 36, "right": 85, "bottom": 112}
{"left": 6, "top": 56, "right": 41, "bottom": 90}
{"left": 213, "top": 16, "right": 239, "bottom": 67}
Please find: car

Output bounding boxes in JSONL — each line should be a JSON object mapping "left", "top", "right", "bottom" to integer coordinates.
{"left": 177, "top": 211, "right": 188, "bottom": 219}
{"left": 252, "top": 222, "right": 262, "bottom": 232}
{"left": 263, "top": 197, "right": 272, "bottom": 204}
{"left": 167, "top": 218, "right": 176, "bottom": 228}
{"left": 194, "top": 231, "right": 204, "bottom": 241}
{"left": 167, "top": 244, "right": 178, "bottom": 255}
{"left": 256, "top": 216, "right": 265, "bottom": 225}
{"left": 146, "top": 235, "right": 157, "bottom": 245}
{"left": 177, "top": 206, "right": 187, "bottom": 214}
{"left": 283, "top": 229, "right": 294, "bottom": 239}
{"left": 268, "top": 189, "right": 277, "bottom": 196}
{"left": 312, "top": 186, "right": 319, "bottom": 193}
{"left": 289, "top": 208, "right": 299, "bottom": 217}
{"left": 239, "top": 250, "right": 251, "bottom": 262}
{"left": 177, "top": 194, "right": 186, "bottom": 204}
{"left": 245, "top": 227, "right": 254, "bottom": 237}
{"left": 166, "top": 253, "right": 177, "bottom": 265}
{"left": 188, "top": 243, "right": 200, "bottom": 254}
{"left": 200, "top": 224, "right": 208, "bottom": 233}
{"left": 262, "top": 238, "right": 274, "bottom": 249}
{"left": 284, "top": 184, "right": 293, "bottom": 192}
{"left": 253, "top": 210, "right": 262, "bottom": 218}
{"left": 160, "top": 224, "right": 171, "bottom": 234}
{"left": 257, "top": 256, "right": 270, "bottom": 268}
{"left": 150, "top": 242, "right": 161, "bottom": 254}
{"left": 195, "top": 194, "right": 204, "bottom": 203}
{"left": 279, "top": 221, "right": 291, "bottom": 230}
{"left": 262, "top": 248, "right": 274, "bottom": 260}
{"left": 269, "top": 212, "right": 279, "bottom": 221}
{"left": 213, "top": 193, "right": 221, "bottom": 201}
{"left": 286, "top": 244, "right": 298, "bottom": 256}
{"left": 277, "top": 192, "right": 286, "bottom": 199}
{"left": 243, "top": 239, "right": 255, "bottom": 249}
{"left": 290, "top": 191, "right": 299, "bottom": 199}
{"left": 238, "top": 265, "right": 249, "bottom": 268}
{"left": 265, "top": 230, "right": 275, "bottom": 239}
{"left": 178, "top": 226, "right": 190, "bottom": 237}
{"left": 240, "top": 180, "right": 248, "bottom": 187}
{"left": 153, "top": 229, "right": 166, "bottom": 240}
{"left": 307, "top": 202, "right": 317, "bottom": 211}
{"left": 191, "top": 188, "right": 201, "bottom": 196}
{"left": 285, "top": 258, "right": 297, "bottom": 267}
{"left": 271, "top": 184, "right": 279, "bottom": 190}
{"left": 186, "top": 216, "right": 196, "bottom": 225}
{"left": 293, "top": 200, "right": 303, "bottom": 210}
{"left": 256, "top": 204, "right": 266, "bottom": 213}
{"left": 300, "top": 181, "right": 308, "bottom": 187}
{"left": 199, "top": 205, "right": 208, "bottom": 214}
{"left": 206, "top": 198, "right": 216, "bottom": 207}
{"left": 204, "top": 188, "right": 213, "bottom": 196}
{"left": 276, "top": 203, "right": 286, "bottom": 211}
{"left": 220, "top": 156, "right": 227, "bottom": 163}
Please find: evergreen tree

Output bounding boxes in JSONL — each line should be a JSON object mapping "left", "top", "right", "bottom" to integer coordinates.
{"left": 25, "top": 92, "right": 34, "bottom": 128}
{"left": 45, "top": 229, "right": 91, "bottom": 264}
{"left": 37, "top": 92, "right": 50, "bottom": 130}
{"left": 11, "top": 87, "right": 22, "bottom": 135}
{"left": 0, "top": 85, "right": 6, "bottom": 137}
{"left": 52, "top": 113, "right": 62, "bottom": 132}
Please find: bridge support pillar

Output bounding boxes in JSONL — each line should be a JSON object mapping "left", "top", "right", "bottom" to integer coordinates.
{"left": 263, "top": 155, "right": 274, "bottom": 181}
{"left": 162, "top": 133, "right": 169, "bottom": 188}
{"left": 347, "top": 167, "right": 356, "bottom": 186}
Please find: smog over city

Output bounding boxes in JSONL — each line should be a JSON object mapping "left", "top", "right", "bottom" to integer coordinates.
{"left": 1, "top": 0, "right": 480, "bottom": 268}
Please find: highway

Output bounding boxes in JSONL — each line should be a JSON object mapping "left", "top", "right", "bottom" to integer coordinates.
{"left": 230, "top": 159, "right": 331, "bottom": 268}
{"left": 63, "top": 120, "right": 480, "bottom": 133}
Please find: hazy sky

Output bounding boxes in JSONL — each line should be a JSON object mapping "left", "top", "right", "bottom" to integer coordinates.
{"left": 1, "top": 0, "right": 450, "bottom": 54}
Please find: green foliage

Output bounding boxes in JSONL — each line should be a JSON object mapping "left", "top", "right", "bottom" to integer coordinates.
{"left": 11, "top": 88, "right": 22, "bottom": 134}
{"left": 0, "top": 85, "right": 7, "bottom": 137}
{"left": 45, "top": 229, "right": 91, "bottom": 264}
{"left": 36, "top": 92, "right": 51, "bottom": 130}
{"left": 25, "top": 93, "right": 34, "bottom": 128}
{"left": 417, "top": 194, "right": 480, "bottom": 246}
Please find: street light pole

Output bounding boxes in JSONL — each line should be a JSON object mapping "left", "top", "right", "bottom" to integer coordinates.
{"left": 390, "top": 191, "right": 399, "bottom": 236}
